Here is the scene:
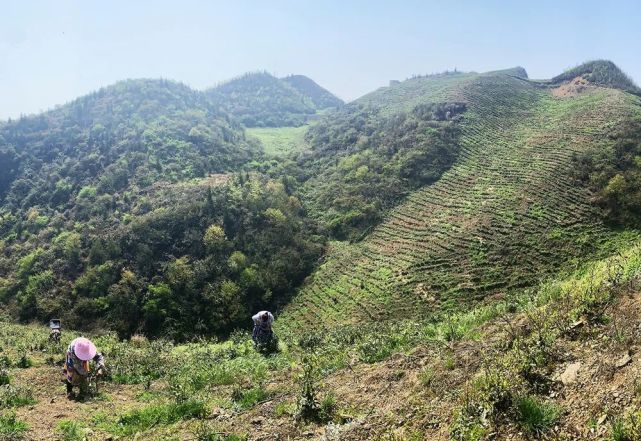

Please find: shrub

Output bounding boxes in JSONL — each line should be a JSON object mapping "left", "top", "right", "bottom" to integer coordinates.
{"left": 0, "top": 370, "right": 9, "bottom": 387}
{"left": 0, "top": 412, "right": 28, "bottom": 439}
{"left": 231, "top": 385, "right": 268, "bottom": 410}
{"left": 516, "top": 396, "right": 561, "bottom": 435}
{"left": 112, "top": 400, "right": 207, "bottom": 436}
{"left": 357, "top": 334, "right": 397, "bottom": 363}
{"left": 419, "top": 367, "right": 436, "bottom": 388}
{"left": 15, "top": 355, "right": 32, "bottom": 369}
{"left": 57, "top": 420, "right": 87, "bottom": 441}
{"left": 0, "top": 385, "right": 36, "bottom": 408}
{"left": 319, "top": 392, "right": 337, "bottom": 422}
{"left": 296, "top": 356, "right": 320, "bottom": 421}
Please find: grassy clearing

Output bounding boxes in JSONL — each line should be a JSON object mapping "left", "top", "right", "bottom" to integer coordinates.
{"left": 246, "top": 125, "right": 309, "bottom": 157}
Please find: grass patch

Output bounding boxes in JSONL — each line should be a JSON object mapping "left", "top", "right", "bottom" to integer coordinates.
{"left": 231, "top": 385, "right": 269, "bottom": 410}
{"left": 516, "top": 396, "right": 561, "bottom": 435}
{"left": 610, "top": 410, "right": 641, "bottom": 441}
{"left": 108, "top": 400, "right": 207, "bottom": 436}
{"left": 0, "top": 385, "right": 36, "bottom": 408}
{"left": 246, "top": 125, "right": 308, "bottom": 157}
{"left": 0, "top": 412, "right": 28, "bottom": 439}
{"left": 57, "top": 420, "right": 87, "bottom": 441}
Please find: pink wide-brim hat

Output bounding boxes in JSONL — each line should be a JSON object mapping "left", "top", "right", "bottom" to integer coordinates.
{"left": 73, "top": 337, "right": 97, "bottom": 361}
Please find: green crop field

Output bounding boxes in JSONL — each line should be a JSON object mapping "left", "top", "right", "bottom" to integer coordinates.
{"left": 246, "top": 125, "right": 309, "bottom": 156}
{"left": 281, "top": 70, "right": 641, "bottom": 331}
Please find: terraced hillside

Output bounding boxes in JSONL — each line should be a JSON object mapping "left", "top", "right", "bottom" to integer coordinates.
{"left": 282, "top": 69, "right": 641, "bottom": 330}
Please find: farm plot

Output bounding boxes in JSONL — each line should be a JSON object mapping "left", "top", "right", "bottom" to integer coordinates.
{"left": 281, "top": 72, "right": 641, "bottom": 331}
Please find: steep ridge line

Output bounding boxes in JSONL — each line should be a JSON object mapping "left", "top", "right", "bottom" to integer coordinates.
{"left": 282, "top": 72, "right": 640, "bottom": 331}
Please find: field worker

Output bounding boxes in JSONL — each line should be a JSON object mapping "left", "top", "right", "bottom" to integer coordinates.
{"left": 62, "top": 337, "right": 105, "bottom": 399}
{"left": 252, "top": 310, "right": 274, "bottom": 345}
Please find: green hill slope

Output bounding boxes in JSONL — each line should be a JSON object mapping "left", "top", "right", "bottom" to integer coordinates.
{"left": 281, "top": 74, "right": 344, "bottom": 109}
{"left": 0, "top": 80, "right": 327, "bottom": 339}
{"left": 205, "top": 72, "right": 342, "bottom": 127}
{"left": 0, "top": 78, "right": 256, "bottom": 206}
{"left": 281, "top": 68, "right": 641, "bottom": 330}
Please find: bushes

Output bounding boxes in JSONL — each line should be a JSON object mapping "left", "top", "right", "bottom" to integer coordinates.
{"left": 573, "top": 118, "right": 641, "bottom": 227}
{"left": 301, "top": 102, "right": 465, "bottom": 240}
{"left": 0, "top": 385, "right": 36, "bottom": 408}
{"left": 0, "top": 413, "right": 28, "bottom": 440}
{"left": 110, "top": 400, "right": 207, "bottom": 436}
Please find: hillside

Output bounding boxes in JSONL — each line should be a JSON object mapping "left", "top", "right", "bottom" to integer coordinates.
{"left": 2, "top": 62, "right": 641, "bottom": 439}
{"left": 0, "top": 79, "right": 326, "bottom": 340}
{"left": 0, "top": 79, "right": 257, "bottom": 204}
{"left": 281, "top": 74, "right": 344, "bottom": 109}
{"left": 2, "top": 238, "right": 641, "bottom": 439}
{"left": 205, "top": 72, "right": 343, "bottom": 127}
{"left": 550, "top": 60, "right": 641, "bottom": 96}
{"left": 281, "top": 67, "right": 641, "bottom": 331}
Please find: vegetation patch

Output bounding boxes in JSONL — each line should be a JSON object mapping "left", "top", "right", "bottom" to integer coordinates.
{"left": 108, "top": 400, "right": 207, "bottom": 436}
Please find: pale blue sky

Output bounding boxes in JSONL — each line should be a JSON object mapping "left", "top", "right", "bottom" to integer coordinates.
{"left": 1, "top": 0, "right": 640, "bottom": 119}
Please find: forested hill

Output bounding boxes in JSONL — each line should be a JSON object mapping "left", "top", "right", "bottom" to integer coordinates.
{"left": 205, "top": 72, "right": 343, "bottom": 127}
{"left": 281, "top": 74, "right": 344, "bottom": 109}
{"left": 0, "top": 78, "right": 258, "bottom": 206}
{"left": 0, "top": 78, "right": 326, "bottom": 340}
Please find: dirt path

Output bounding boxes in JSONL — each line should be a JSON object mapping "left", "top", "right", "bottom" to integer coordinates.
{"left": 14, "top": 365, "right": 141, "bottom": 440}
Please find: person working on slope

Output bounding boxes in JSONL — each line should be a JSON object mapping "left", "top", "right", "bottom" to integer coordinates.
{"left": 62, "top": 337, "right": 105, "bottom": 399}
{"left": 252, "top": 310, "right": 275, "bottom": 346}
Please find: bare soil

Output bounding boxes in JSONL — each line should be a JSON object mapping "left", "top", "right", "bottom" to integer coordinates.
{"left": 552, "top": 75, "right": 594, "bottom": 97}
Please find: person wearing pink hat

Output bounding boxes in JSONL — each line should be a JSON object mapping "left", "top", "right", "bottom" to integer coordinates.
{"left": 62, "top": 337, "right": 105, "bottom": 399}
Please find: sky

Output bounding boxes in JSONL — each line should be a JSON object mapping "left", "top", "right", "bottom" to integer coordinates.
{"left": 1, "top": 0, "right": 640, "bottom": 119}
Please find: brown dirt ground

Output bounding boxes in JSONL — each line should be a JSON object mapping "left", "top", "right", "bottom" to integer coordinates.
{"left": 11, "top": 290, "right": 641, "bottom": 440}
{"left": 552, "top": 76, "right": 594, "bottom": 98}
{"left": 13, "top": 364, "right": 142, "bottom": 440}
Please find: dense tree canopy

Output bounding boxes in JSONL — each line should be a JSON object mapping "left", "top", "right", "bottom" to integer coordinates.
{"left": 0, "top": 78, "right": 328, "bottom": 340}
{"left": 574, "top": 117, "right": 641, "bottom": 226}
{"left": 281, "top": 75, "right": 344, "bottom": 109}
{"left": 294, "top": 102, "right": 466, "bottom": 240}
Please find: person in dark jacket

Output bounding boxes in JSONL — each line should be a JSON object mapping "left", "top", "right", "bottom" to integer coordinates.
{"left": 252, "top": 311, "right": 274, "bottom": 345}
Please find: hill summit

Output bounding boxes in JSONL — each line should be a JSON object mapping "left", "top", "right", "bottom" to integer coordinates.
{"left": 205, "top": 72, "right": 343, "bottom": 127}
{"left": 551, "top": 59, "right": 641, "bottom": 95}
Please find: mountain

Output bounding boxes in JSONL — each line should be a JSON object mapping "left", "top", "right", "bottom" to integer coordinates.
{"left": 550, "top": 59, "right": 641, "bottom": 95}
{"left": 281, "top": 74, "right": 344, "bottom": 109}
{"left": 0, "top": 78, "right": 256, "bottom": 206}
{"left": 205, "top": 72, "right": 343, "bottom": 127}
{"left": 0, "top": 78, "right": 324, "bottom": 339}
{"left": 281, "top": 65, "right": 641, "bottom": 331}
{"left": 2, "top": 62, "right": 641, "bottom": 440}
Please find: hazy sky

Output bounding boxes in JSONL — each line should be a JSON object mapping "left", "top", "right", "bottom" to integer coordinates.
{"left": 1, "top": 0, "right": 640, "bottom": 119}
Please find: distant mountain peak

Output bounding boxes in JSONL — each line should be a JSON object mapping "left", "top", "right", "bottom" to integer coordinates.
{"left": 206, "top": 72, "right": 343, "bottom": 127}
{"left": 281, "top": 74, "right": 343, "bottom": 109}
